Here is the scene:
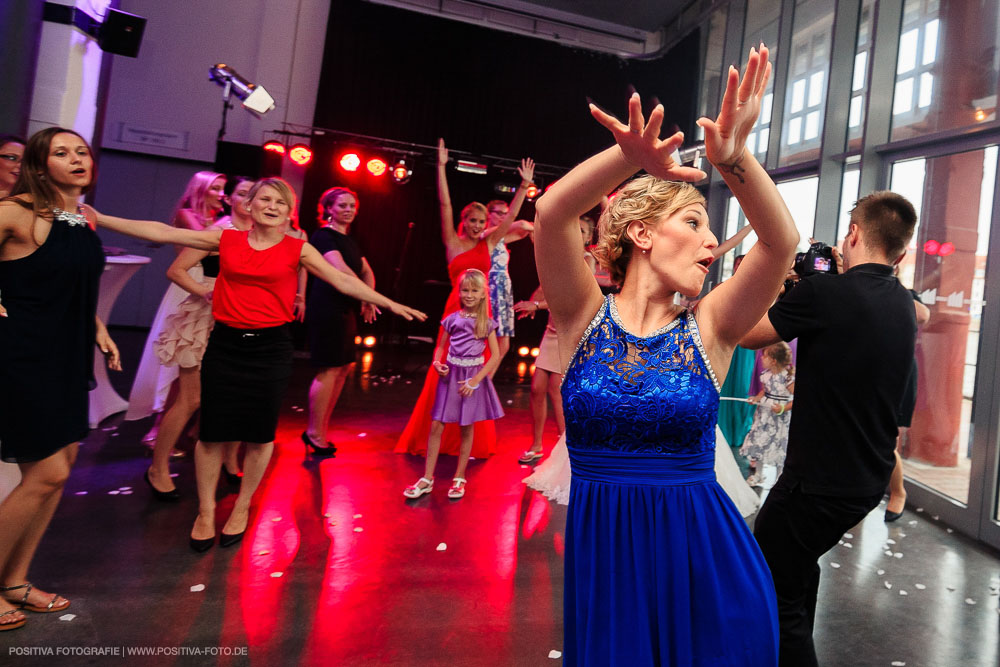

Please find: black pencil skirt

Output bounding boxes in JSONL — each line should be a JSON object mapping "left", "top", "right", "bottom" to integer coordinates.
{"left": 199, "top": 322, "right": 293, "bottom": 444}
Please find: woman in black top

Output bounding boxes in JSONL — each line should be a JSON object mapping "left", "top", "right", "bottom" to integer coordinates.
{"left": 301, "top": 187, "right": 376, "bottom": 453}
{"left": 0, "top": 128, "right": 121, "bottom": 629}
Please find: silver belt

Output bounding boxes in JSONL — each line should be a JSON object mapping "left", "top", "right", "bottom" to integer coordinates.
{"left": 447, "top": 354, "right": 483, "bottom": 367}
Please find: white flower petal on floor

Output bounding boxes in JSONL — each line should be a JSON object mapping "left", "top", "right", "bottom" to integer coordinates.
{"left": 829, "top": 562, "right": 840, "bottom": 569}
{"left": 190, "top": 584, "right": 205, "bottom": 592}
{"left": 354, "top": 527, "right": 363, "bottom": 532}
{"left": 548, "top": 650, "right": 562, "bottom": 659}
{"left": 437, "top": 543, "right": 447, "bottom": 551}
{"left": 59, "top": 614, "right": 76, "bottom": 621}
{"left": 270, "top": 572, "right": 283, "bottom": 578}
{"left": 353, "top": 514, "right": 362, "bottom": 519}
{"left": 965, "top": 598, "right": 976, "bottom": 605}
{"left": 915, "top": 583, "right": 926, "bottom": 590}
{"left": 884, "top": 581, "right": 892, "bottom": 589}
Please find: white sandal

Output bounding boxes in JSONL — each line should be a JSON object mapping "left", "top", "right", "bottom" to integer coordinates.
{"left": 447, "top": 478, "right": 467, "bottom": 499}
{"left": 403, "top": 477, "right": 433, "bottom": 499}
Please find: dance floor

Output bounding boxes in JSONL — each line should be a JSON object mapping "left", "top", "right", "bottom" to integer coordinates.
{"left": 1, "top": 332, "right": 998, "bottom": 666}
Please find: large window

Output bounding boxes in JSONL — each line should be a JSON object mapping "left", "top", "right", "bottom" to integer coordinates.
{"left": 891, "top": 0, "right": 999, "bottom": 141}
{"left": 743, "top": 0, "right": 781, "bottom": 163}
{"left": 779, "top": 0, "right": 835, "bottom": 166}
{"left": 696, "top": 7, "right": 729, "bottom": 144}
{"left": 847, "top": 0, "right": 876, "bottom": 151}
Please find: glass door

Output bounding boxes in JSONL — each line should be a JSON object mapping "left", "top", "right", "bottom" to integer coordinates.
{"left": 888, "top": 145, "right": 1000, "bottom": 544}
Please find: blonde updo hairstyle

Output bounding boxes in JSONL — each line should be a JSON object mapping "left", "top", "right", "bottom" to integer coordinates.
{"left": 592, "top": 175, "right": 706, "bottom": 286}
{"left": 457, "top": 201, "right": 488, "bottom": 236}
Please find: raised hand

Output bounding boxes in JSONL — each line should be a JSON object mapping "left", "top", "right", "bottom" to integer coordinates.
{"left": 518, "top": 158, "right": 535, "bottom": 185}
{"left": 696, "top": 45, "right": 772, "bottom": 179}
{"left": 437, "top": 138, "right": 448, "bottom": 166}
{"left": 590, "top": 93, "right": 707, "bottom": 182}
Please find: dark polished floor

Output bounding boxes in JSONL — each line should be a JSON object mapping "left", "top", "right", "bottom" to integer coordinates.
{"left": 1, "top": 330, "right": 998, "bottom": 666}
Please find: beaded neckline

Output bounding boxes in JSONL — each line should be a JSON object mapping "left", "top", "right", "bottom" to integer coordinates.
{"left": 52, "top": 206, "right": 88, "bottom": 227}
{"left": 608, "top": 294, "right": 683, "bottom": 339}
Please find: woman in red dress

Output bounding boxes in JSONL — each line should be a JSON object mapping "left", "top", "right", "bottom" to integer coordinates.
{"left": 395, "top": 139, "right": 533, "bottom": 457}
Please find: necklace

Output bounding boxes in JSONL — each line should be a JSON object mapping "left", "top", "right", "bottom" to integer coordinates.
{"left": 52, "top": 204, "right": 88, "bottom": 227}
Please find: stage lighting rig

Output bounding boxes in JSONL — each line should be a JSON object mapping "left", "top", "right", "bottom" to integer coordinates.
{"left": 391, "top": 159, "right": 412, "bottom": 184}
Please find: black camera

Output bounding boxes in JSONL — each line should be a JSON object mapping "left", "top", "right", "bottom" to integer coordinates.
{"left": 793, "top": 242, "right": 837, "bottom": 278}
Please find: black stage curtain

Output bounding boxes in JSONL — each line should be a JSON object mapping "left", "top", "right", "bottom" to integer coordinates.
{"left": 308, "top": 0, "right": 700, "bottom": 344}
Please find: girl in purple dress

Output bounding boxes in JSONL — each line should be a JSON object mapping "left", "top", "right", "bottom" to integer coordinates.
{"left": 403, "top": 269, "right": 504, "bottom": 500}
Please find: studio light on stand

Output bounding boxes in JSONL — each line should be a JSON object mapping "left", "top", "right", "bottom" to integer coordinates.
{"left": 669, "top": 142, "right": 705, "bottom": 172}
{"left": 209, "top": 63, "right": 276, "bottom": 140}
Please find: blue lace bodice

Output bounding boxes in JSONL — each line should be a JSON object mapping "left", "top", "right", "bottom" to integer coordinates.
{"left": 563, "top": 295, "right": 721, "bottom": 455}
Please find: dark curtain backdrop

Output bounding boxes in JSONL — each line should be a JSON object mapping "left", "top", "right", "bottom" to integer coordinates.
{"left": 308, "top": 0, "right": 700, "bottom": 344}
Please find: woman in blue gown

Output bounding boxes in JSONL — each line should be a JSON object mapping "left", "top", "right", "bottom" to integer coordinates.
{"left": 533, "top": 47, "right": 798, "bottom": 665}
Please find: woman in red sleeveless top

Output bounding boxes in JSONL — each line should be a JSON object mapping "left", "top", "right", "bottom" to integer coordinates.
{"left": 91, "top": 178, "right": 425, "bottom": 552}
{"left": 395, "top": 139, "right": 532, "bottom": 459}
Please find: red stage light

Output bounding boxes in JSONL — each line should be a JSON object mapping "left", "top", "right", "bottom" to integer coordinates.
{"left": 923, "top": 239, "right": 940, "bottom": 255}
{"left": 525, "top": 184, "right": 540, "bottom": 200}
{"left": 938, "top": 241, "right": 955, "bottom": 256}
{"left": 366, "top": 158, "right": 387, "bottom": 177}
{"left": 288, "top": 144, "right": 313, "bottom": 166}
{"left": 339, "top": 153, "right": 361, "bottom": 172}
{"left": 262, "top": 141, "right": 286, "bottom": 155}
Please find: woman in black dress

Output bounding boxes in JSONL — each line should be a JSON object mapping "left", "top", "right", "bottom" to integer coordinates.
{"left": 0, "top": 128, "right": 121, "bottom": 630}
{"left": 302, "top": 187, "right": 376, "bottom": 453}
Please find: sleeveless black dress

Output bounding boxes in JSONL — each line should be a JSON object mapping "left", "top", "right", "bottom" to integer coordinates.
{"left": 0, "top": 210, "right": 105, "bottom": 462}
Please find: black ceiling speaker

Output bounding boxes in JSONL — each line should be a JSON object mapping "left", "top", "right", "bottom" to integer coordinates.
{"left": 98, "top": 9, "right": 146, "bottom": 58}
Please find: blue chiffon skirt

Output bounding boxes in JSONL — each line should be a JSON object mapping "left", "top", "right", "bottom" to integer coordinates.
{"left": 564, "top": 448, "right": 778, "bottom": 666}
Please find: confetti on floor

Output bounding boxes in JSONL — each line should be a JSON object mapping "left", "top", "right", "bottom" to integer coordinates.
{"left": 548, "top": 650, "right": 562, "bottom": 659}
{"left": 877, "top": 569, "right": 885, "bottom": 575}
{"left": 258, "top": 550, "right": 270, "bottom": 556}
{"left": 271, "top": 517, "right": 282, "bottom": 522}
{"left": 270, "top": 572, "right": 283, "bottom": 578}
{"left": 829, "top": 562, "right": 840, "bottom": 569}
{"left": 965, "top": 598, "right": 976, "bottom": 605}
{"left": 119, "top": 486, "right": 132, "bottom": 491}
{"left": 899, "top": 590, "right": 908, "bottom": 596}
{"left": 108, "top": 490, "right": 120, "bottom": 495}
{"left": 908, "top": 520, "right": 918, "bottom": 526}
{"left": 170, "top": 473, "right": 179, "bottom": 478}
{"left": 915, "top": 583, "right": 926, "bottom": 590}
{"left": 884, "top": 581, "right": 892, "bottom": 589}
{"left": 893, "top": 552, "right": 903, "bottom": 559}
{"left": 436, "top": 543, "right": 447, "bottom": 551}
{"left": 891, "top": 661, "right": 906, "bottom": 666}
{"left": 353, "top": 514, "right": 363, "bottom": 519}
{"left": 75, "top": 491, "right": 88, "bottom": 496}
{"left": 354, "top": 527, "right": 363, "bottom": 532}
{"left": 358, "top": 433, "right": 367, "bottom": 438}
{"left": 886, "top": 539, "right": 896, "bottom": 544}
{"left": 916, "top": 507, "right": 924, "bottom": 513}
{"left": 59, "top": 614, "right": 76, "bottom": 621}
{"left": 843, "top": 543, "right": 852, "bottom": 549}
{"left": 323, "top": 513, "right": 332, "bottom": 518}
{"left": 190, "top": 584, "right": 205, "bottom": 592}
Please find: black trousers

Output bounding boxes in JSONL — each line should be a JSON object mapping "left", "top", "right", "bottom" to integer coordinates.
{"left": 753, "top": 475, "right": 882, "bottom": 667}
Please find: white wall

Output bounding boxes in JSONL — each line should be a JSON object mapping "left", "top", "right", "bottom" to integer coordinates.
{"left": 94, "top": 0, "right": 330, "bottom": 326}
{"left": 101, "top": 0, "right": 330, "bottom": 162}
{"left": 28, "top": 0, "right": 106, "bottom": 143}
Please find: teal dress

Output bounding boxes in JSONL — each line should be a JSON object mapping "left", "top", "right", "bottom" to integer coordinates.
{"left": 718, "top": 345, "right": 755, "bottom": 476}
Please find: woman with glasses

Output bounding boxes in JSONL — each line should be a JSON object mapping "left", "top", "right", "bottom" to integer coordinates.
{"left": 0, "top": 135, "right": 25, "bottom": 199}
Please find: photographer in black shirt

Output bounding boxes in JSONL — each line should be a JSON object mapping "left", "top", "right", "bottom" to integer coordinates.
{"left": 741, "top": 191, "right": 918, "bottom": 667}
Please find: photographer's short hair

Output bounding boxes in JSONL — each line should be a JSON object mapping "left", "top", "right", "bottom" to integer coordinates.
{"left": 850, "top": 191, "right": 917, "bottom": 261}
{"left": 593, "top": 176, "right": 705, "bottom": 285}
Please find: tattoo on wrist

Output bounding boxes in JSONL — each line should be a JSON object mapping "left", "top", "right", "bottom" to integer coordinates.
{"left": 717, "top": 154, "right": 747, "bottom": 184}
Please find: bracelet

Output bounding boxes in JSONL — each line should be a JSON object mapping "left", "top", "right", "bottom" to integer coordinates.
{"left": 532, "top": 301, "right": 540, "bottom": 310}
{"left": 519, "top": 181, "right": 531, "bottom": 189}
{"left": 777, "top": 404, "right": 786, "bottom": 415}
{"left": 464, "top": 381, "right": 479, "bottom": 390}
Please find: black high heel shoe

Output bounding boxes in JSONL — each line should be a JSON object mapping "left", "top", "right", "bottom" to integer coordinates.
{"left": 189, "top": 535, "right": 214, "bottom": 553}
{"left": 301, "top": 431, "right": 336, "bottom": 456}
{"left": 144, "top": 469, "right": 180, "bottom": 502}
{"left": 219, "top": 530, "right": 245, "bottom": 548}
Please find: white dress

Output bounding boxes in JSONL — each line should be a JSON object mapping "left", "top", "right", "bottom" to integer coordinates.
{"left": 124, "top": 265, "right": 203, "bottom": 420}
{"left": 524, "top": 426, "right": 760, "bottom": 518}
